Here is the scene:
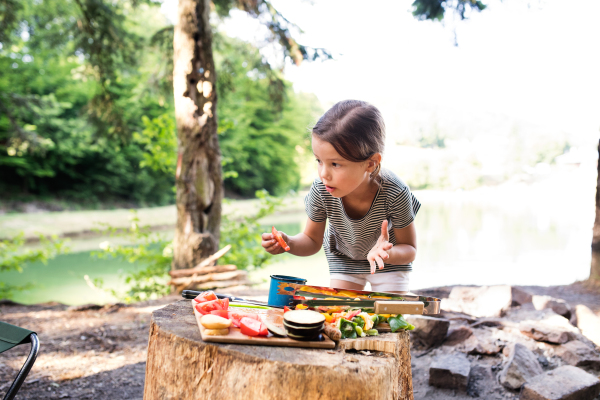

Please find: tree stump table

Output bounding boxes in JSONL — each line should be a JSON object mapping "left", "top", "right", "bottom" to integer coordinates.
{"left": 144, "top": 300, "right": 414, "bottom": 400}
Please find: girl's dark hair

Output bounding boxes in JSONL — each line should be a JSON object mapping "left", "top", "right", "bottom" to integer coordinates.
{"left": 312, "top": 100, "right": 386, "bottom": 181}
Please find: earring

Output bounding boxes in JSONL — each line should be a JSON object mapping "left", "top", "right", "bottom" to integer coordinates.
{"left": 370, "top": 163, "right": 379, "bottom": 178}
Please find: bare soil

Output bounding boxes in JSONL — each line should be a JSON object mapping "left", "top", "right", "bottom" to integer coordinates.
{"left": 1, "top": 283, "right": 599, "bottom": 400}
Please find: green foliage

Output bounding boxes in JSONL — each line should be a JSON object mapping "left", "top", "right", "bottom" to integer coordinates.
{"left": 91, "top": 212, "right": 173, "bottom": 303}
{"left": 0, "top": 0, "right": 175, "bottom": 205}
{"left": 212, "top": 0, "right": 333, "bottom": 66}
{"left": 0, "top": 233, "right": 69, "bottom": 299}
{"left": 92, "top": 193, "right": 282, "bottom": 302}
{"left": 0, "top": 0, "right": 323, "bottom": 206}
{"left": 133, "top": 114, "right": 177, "bottom": 175}
{"left": 417, "top": 122, "right": 446, "bottom": 149}
{"left": 412, "top": 0, "right": 486, "bottom": 21}
{"left": 215, "top": 35, "right": 322, "bottom": 197}
{"left": 220, "top": 189, "right": 282, "bottom": 270}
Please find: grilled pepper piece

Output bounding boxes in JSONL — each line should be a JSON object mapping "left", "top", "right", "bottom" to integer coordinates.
{"left": 365, "top": 329, "right": 379, "bottom": 336}
{"left": 370, "top": 314, "right": 380, "bottom": 326}
{"left": 356, "top": 326, "right": 365, "bottom": 337}
{"left": 339, "top": 318, "right": 358, "bottom": 339}
{"left": 353, "top": 316, "right": 365, "bottom": 329}
{"left": 271, "top": 226, "right": 290, "bottom": 251}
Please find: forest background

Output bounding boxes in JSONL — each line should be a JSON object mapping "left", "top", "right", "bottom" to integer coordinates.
{"left": 0, "top": 0, "right": 322, "bottom": 208}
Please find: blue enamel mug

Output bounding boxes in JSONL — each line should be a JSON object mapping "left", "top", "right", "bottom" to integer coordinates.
{"left": 268, "top": 275, "right": 307, "bottom": 307}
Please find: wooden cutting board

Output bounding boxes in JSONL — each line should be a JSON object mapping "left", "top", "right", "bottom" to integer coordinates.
{"left": 192, "top": 301, "right": 336, "bottom": 349}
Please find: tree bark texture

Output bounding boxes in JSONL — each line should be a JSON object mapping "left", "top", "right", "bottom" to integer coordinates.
{"left": 144, "top": 300, "right": 414, "bottom": 400}
{"left": 591, "top": 140, "right": 600, "bottom": 283}
{"left": 172, "top": 0, "right": 222, "bottom": 270}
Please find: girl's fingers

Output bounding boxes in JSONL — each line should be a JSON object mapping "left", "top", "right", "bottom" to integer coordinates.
{"left": 381, "top": 220, "right": 389, "bottom": 242}
{"left": 261, "top": 233, "right": 274, "bottom": 240}
{"left": 264, "top": 241, "right": 280, "bottom": 254}
{"left": 380, "top": 250, "right": 389, "bottom": 260}
{"left": 375, "top": 256, "right": 384, "bottom": 270}
{"left": 369, "top": 259, "right": 376, "bottom": 275}
{"left": 261, "top": 239, "right": 276, "bottom": 248}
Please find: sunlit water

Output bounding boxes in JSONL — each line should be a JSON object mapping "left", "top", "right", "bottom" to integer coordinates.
{"left": 3, "top": 167, "right": 595, "bottom": 305}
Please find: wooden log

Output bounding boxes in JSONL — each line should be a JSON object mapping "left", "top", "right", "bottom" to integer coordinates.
{"left": 169, "top": 264, "right": 237, "bottom": 279}
{"left": 168, "top": 270, "right": 246, "bottom": 286}
{"left": 193, "top": 244, "right": 232, "bottom": 269}
{"left": 188, "top": 278, "right": 251, "bottom": 290}
{"left": 144, "top": 300, "right": 414, "bottom": 400}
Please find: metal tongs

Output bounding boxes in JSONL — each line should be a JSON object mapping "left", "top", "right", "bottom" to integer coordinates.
{"left": 181, "top": 290, "right": 284, "bottom": 309}
{"left": 278, "top": 283, "right": 441, "bottom": 315}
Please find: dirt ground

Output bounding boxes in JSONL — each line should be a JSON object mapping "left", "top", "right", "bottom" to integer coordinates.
{"left": 1, "top": 282, "right": 600, "bottom": 400}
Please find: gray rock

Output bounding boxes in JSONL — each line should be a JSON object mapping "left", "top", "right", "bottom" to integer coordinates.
{"left": 498, "top": 343, "right": 544, "bottom": 390}
{"left": 405, "top": 315, "right": 450, "bottom": 348}
{"left": 458, "top": 327, "right": 505, "bottom": 355}
{"left": 575, "top": 304, "right": 600, "bottom": 346}
{"left": 439, "top": 310, "right": 477, "bottom": 324}
{"left": 519, "top": 365, "right": 600, "bottom": 400}
{"left": 429, "top": 353, "right": 471, "bottom": 391}
{"left": 504, "top": 307, "right": 560, "bottom": 323}
{"left": 532, "top": 295, "right": 572, "bottom": 320}
{"left": 553, "top": 340, "right": 600, "bottom": 369}
{"left": 466, "top": 364, "right": 493, "bottom": 398}
{"left": 519, "top": 315, "right": 580, "bottom": 344}
{"left": 444, "top": 285, "right": 514, "bottom": 318}
{"left": 444, "top": 325, "right": 473, "bottom": 346}
{"left": 512, "top": 287, "right": 533, "bottom": 306}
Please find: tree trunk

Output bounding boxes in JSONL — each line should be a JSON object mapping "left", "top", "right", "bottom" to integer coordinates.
{"left": 144, "top": 300, "right": 414, "bottom": 400}
{"left": 172, "top": 0, "right": 222, "bottom": 270}
{"left": 590, "top": 139, "right": 600, "bottom": 283}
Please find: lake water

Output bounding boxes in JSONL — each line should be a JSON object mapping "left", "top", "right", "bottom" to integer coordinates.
{"left": 3, "top": 168, "right": 595, "bottom": 305}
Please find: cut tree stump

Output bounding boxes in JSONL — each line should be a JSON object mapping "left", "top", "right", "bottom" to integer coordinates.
{"left": 144, "top": 300, "right": 414, "bottom": 400}
{"left": 339, "top": 334, "right": 410, "bottom": 356}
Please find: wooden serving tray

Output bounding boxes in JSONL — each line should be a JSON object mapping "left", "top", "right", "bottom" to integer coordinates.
{"left": 192, "top": 300, "right": 335, "bottom": 349}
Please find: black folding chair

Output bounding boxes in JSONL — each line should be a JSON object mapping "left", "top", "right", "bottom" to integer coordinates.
{"left": 0, "top": 321, "right": 39, "bottom": 400}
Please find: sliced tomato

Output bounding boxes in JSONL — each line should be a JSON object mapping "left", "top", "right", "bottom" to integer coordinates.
{"left": 193, "top": 291, "right": 218, "bottom": 303}
{"left": 258, "top": 323, "right": 268, "bottom": 336}
{"left": 283, "top": 306, "right": 292, "bottom": 313}
{"left": 195, "top": 298, "right": 229, "bottom": 315}
{"left": 240, "top": 317, "right": 268, "bottom": 337}
{"left": 210, "top": 310, "right": 230, "bottom": 319}
{"left": 228, "top": 311, "right": 260, "bottom": 328}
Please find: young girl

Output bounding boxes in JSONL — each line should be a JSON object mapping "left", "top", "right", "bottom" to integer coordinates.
{"left": 261, "top": 100, "right": 420, "bottom": 294}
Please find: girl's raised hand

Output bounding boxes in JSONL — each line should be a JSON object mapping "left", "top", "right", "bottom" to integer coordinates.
{"left": 261, "top": 231, "right": 289, "bottom": 255}
{"left": 367, "top": 220, "right": 393, "bottom": 274}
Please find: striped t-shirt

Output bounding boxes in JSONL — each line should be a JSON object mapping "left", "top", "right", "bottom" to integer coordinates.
{"left": 304, "top": 169, "right": 421, "bottom": 275}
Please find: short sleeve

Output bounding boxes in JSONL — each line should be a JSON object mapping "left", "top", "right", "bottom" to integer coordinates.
{"left": 304, "top": 180, "right": 327, "bottom": 223}
{"left": 389, "top": 187, "right": 421, "bottom": 229}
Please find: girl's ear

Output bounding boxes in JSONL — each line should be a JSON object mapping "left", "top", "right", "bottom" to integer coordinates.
{"left": 368, "top": 153, "right": 382, "bottom": 172}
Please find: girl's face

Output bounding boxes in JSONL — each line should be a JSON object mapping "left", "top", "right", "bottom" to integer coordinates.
{"left": 312, "top": 135, "right": 379, "bottom": 199}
